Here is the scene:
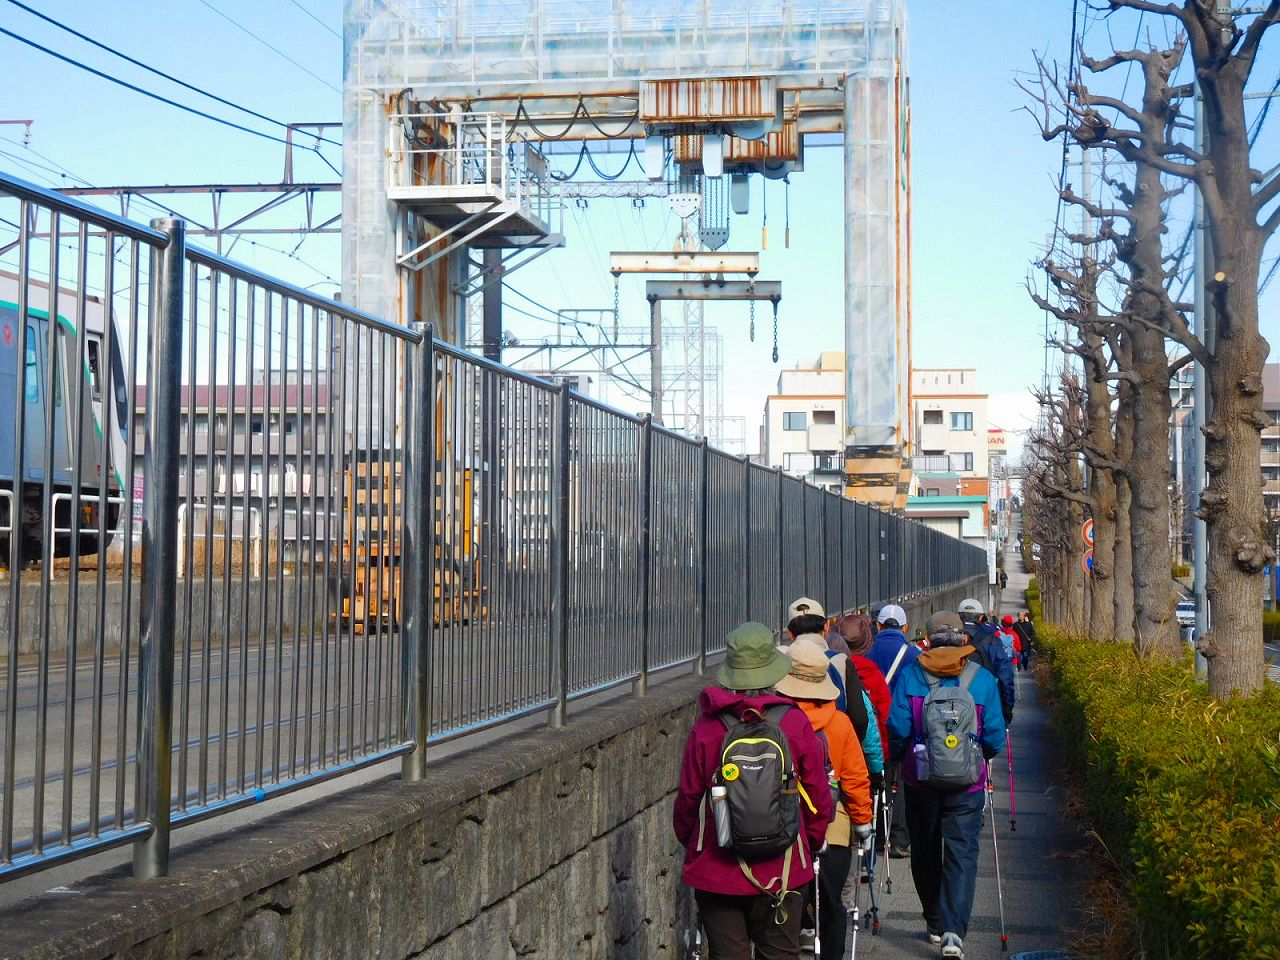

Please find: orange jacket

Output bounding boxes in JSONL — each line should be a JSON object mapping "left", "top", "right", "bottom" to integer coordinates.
{"left": 796, "top": 698, "right": 873, "bottom": 845}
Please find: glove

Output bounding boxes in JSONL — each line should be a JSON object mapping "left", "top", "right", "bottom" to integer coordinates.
{"left": 853, "top": 823, "right": 873, "bottom": 844}
{"left": 869, "top": 772, "right": 884, "bottom": 794}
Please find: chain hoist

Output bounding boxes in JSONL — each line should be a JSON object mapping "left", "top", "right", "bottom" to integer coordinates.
{"left": 612, "top": 273, "right": 621, "bottom": 339}
{"left": 749, "top": 293, "right": 756, "bottom": 343}
{"left": 771, "top": 298, "right": 780, "bottom": 363}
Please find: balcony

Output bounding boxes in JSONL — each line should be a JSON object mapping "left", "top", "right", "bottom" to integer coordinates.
{"left": 912, "top": 455, "right": 951, "bottom": 473}
{"left": 917, "top": 421, "right": 947, "bottom": 450}
{"left": 806, "top": 422, "right": 842, "bottom": 453}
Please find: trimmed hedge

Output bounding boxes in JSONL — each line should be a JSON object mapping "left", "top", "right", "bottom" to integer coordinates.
{"left": 1031, "top": 584, "right": 1280, "bottom": 958}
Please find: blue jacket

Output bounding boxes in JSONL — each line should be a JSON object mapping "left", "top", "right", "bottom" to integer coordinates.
{"left": 887, "top": 648, "right": 1005, "bottom": 794}
{"left": 867, "top": 628, "right": 921, "bottom": 694}
{"left": 964, "top": 622, "right": 1016, "bottom": 724}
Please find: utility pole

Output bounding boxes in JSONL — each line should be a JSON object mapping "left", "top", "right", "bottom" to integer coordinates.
{"left": 1191, "top": 80, "right": 1211, "bottom": 661}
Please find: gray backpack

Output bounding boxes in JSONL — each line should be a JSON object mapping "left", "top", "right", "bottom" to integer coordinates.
{"left": 917, "top": 662, "right": 984, "bottom": 788}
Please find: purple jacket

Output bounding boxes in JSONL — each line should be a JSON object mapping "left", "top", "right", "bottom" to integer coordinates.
{"left": 672, "top": 687, "right": 834, "bottom": 895}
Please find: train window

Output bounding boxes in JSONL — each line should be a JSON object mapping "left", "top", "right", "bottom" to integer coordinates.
{"left": 86, "top": 339, "right": 103, "bottom": 399}
{"left": 24, "top": 326, "right": 38, "bottom": 404}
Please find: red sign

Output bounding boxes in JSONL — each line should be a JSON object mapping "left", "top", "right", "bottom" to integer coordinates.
{"left": 1081, "top": 519, "right": 1094, "bottom": 547}
{"left": 1082, "top": 548, "right": 1094, "bottom": 574}
{"left": 1, "top": 321, "right": 13, "bottom": 349}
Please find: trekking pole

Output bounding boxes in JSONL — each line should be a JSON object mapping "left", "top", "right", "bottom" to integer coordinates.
{"left": 864, "top": 792, "right": 881, "bottom": 936}
{"left": 813, "top": 852, "right": 822, "bottom": 959}
{"left": 881, "top": 782, "right": 894, "bottom": 895}
{"left": 1006, "top": 729, "right": 1018, "bottom": 832}
{"left": 986, "top": 762, "right": 1010, "bottom": 953}
{"left": 849, "top": 844, "right": 862, "bottom": 960}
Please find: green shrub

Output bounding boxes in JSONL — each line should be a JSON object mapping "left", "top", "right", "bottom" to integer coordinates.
{"left": 1264, "top": 608, "right": 1280, "bottom": 644}
{"left": 1024, "top": 578, "right": 1042, "bottom": 623}
{"left": 1172, "top": 562, "right": 1191, "bottom": 579}
{"left": 1036, "top": 624, "right": 1280, "bottom": 958}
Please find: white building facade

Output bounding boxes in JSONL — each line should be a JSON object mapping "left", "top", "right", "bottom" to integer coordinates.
{"left": 761, "top": 353, "right": 848, "bottom": 492}
{"left": 910, "top": 368, "right": 990, "bottom": 480}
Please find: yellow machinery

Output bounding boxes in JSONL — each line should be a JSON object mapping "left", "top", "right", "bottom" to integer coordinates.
{"left": 338, "top": 459, "right": 486, "bottom": 633}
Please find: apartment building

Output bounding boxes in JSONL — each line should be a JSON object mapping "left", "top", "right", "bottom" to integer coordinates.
{"left": 909, "top": 368, "right": 989, "bottom": 479}
{"left": 760, "top": 352, "right": 847, "bottom": 491}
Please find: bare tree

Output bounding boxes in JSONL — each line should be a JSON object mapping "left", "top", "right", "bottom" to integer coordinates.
{"left": 1094, "top": 0, "right": 1280, "bottom": 694}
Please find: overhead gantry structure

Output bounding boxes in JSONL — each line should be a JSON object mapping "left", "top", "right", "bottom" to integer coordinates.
{"left": 343, "top": 0, "right": 912, "bottom": 509}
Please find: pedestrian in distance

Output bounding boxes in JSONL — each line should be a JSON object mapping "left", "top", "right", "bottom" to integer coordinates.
{"left": 778, "top": 636, "right": 873, "bottom": 960}
{"left": 1013, "top": 612, "right": 1036, "bottom": 672}
{"left": 674, "top": 622, "right": 834, "bottom": 960}
{"left": 998, "top": 568, "right": 1008, "bottom": 591}
{"left": 888, "top": 612, "right": 1007, "bottom": 959}
{"left": 999, "top": 615, "right": 1022, "bottom": 670}
{"left": 957, "top": 598, "right": 1015, "bottom": 726}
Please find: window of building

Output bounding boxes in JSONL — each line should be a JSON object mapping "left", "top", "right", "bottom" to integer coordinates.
{"left": 951, "top": 412, "right": 973, "bottom": 431}
{"left": 923, "top": 410, "right": 943, "bottom": 424}
{"left": 949, "top": 452, "right": 974, "bottom": 472}
{"left": 194, "top": 417, "right": 209, "bottom": 437}
{"left": 251, "top": 418, "right": 264, "bottom": 435}
{"left": 813, "top": 410, "right": 835, "bottom": 425}
{"left": 925, "top": 488, "right": 940, "bottom": 497}
{"left": 783, "top": 411, "right": 807, "bottom": 431}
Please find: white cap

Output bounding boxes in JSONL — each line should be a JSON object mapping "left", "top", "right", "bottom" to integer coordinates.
{"left": 877, "top": 604, "right": 908, "bottom": 628}
{"left": 786, "top": 597, "right": 825, "bottom": 622}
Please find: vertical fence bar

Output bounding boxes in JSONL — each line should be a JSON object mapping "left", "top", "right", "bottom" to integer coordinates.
{"left": 548, "top": 383, "right": 571, "bottom": 728}
{"left": 740, "top": 456, "right": 751, "bottom": 623}
{"left": 775, "top": 468, "right": 784, "bottom": 630}
{"left": 133, "top": 218, "right": 186, "bottom": 880}
{"left": 636, "top": 415, "right": 653, "bottom": 696}
{"left": 402, "top": 326, "right": 434, "bottom": 780}
{"left": 696, "top": 438, "right": 709, "bottom": 674}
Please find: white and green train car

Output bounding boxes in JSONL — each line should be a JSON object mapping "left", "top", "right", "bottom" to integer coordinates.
{"left": 0, "top": 272, "right": 131, "bottom": 566}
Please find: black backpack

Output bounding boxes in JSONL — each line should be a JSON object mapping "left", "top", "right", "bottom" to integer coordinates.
{"left": 713, "top": 705, "right": 801, "bottom": 860}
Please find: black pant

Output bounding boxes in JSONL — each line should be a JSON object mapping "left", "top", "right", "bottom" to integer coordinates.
{"left": 695, "top": 890, "right": 802, "bottom": 960}
{"left": 887, "top": 764, "right": 911, "bottom": 850}
{"left": 816, "top": 845, "right": 852, "bottom": 960}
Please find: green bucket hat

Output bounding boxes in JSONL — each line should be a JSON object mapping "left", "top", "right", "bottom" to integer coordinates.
{"left": 716, "top": 622, "right": 792, "bottom": 691}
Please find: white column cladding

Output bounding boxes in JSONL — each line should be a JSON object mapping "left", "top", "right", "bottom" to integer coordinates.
{"left": 843, "top": 8, "right": 906, "bottom": 455}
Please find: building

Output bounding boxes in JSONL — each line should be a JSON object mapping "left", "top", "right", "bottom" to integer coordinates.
{"left": 760, "top": 353, "right": 847, "bottom": 492}
{"left": 906, "top": 368, "right": 991, "bottom": 545}
{"left": 133, "top": 379, "right": 338, "bottom": 559}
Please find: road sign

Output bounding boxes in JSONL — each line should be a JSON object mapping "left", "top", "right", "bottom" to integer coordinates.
{"left": 1081, "top": 518, "right": 1094, "bottom": 547}
{"left": 1082, "top": 548, "right": 1094, "bottom": 574}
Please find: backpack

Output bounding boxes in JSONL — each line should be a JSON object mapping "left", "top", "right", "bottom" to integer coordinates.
{"left": 916, "top": 662, "right": 984, "bottom": 789}
{"left": 712, "top": 705, "right": 801, "bottom": 859}
{"left": 814, "top": 729, "right": 842, "bottom": 811}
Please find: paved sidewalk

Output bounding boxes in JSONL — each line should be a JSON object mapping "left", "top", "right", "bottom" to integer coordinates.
{"left": 846, "top": 514, "right": 1085, "bottom": 959}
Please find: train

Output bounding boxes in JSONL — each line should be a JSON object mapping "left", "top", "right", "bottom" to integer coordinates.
{"left": 0, "top": 272, "right": 131, "bottom": 567}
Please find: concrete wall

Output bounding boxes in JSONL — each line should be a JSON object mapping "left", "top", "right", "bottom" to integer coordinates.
{"left": 0, "top": 574, "right": 333, "bottom": 656}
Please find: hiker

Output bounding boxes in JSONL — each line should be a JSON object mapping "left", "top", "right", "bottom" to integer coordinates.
{"left": 673, "top": 622, "right": 834, "bottom": 960}
{"left": 998, "top": 568, "right": 1008, "bottom": 591}
{"left": 784, "top": 598, "right": 881, "bottom": 773}
{"left": 999, "top": 615, "right": 1022, "bottom": 669}
{"left": 778, "top": 636, "right": 873, "bottom": 960}
{"left": 829, "top": 614, "right": 891, "bottom": 771}
{"left": 868, "top": 603, "right": 920, "bottom": 857}
{"left": 957, "top": 598, "right": 1015, "bottom": 725}
{"left": 1013, "top": 612, "right": 1036, "bottom": 672}
{"left": 888, "top": 612, "right": 1007, "bottom": 960}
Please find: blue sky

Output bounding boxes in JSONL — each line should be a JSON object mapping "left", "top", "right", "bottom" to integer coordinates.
{"left": 1, "top": 1, "right": 1277, "bottom": 454}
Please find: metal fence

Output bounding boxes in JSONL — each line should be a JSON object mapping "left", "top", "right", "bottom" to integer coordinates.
{"left": 0, "top": 169, "right": 985, "bottom": 882}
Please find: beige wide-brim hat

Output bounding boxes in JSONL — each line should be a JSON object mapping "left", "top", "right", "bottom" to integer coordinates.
{"left": 774, "top": 635, "right": 841, "bottom": 702}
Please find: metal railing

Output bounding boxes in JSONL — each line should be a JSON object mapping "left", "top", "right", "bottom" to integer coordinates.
{"left": 0, "top": 168, "right": 985, "bottom": 883}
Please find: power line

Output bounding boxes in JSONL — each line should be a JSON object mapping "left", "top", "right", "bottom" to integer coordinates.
{"left": 285, "top": 0, "right": 342, "bottom": 41}
{"left": 192, "top": 0, "right": 340, "bottom": 95}
{"left": 0, "top": 26, "right": 320, "bottom": 150}
{"left": 2, "top": 0, "right": 341, "bottom": 147}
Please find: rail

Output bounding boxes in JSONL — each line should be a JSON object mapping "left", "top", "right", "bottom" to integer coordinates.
{"left": 0, "top": 167, "right": 985, "bottom": 883}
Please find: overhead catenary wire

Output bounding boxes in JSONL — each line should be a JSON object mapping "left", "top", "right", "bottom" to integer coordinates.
{"left": 191, "top": 0, "right": 341, "bottom": 94}
{"left": 2, "top": 0, "right": 341, "bottom": 147}
{"left": 285, "top": 0, "right": 342, "bottom": 41}
{"left": 0, "top": 26, "right": 326, "bottom": 151}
